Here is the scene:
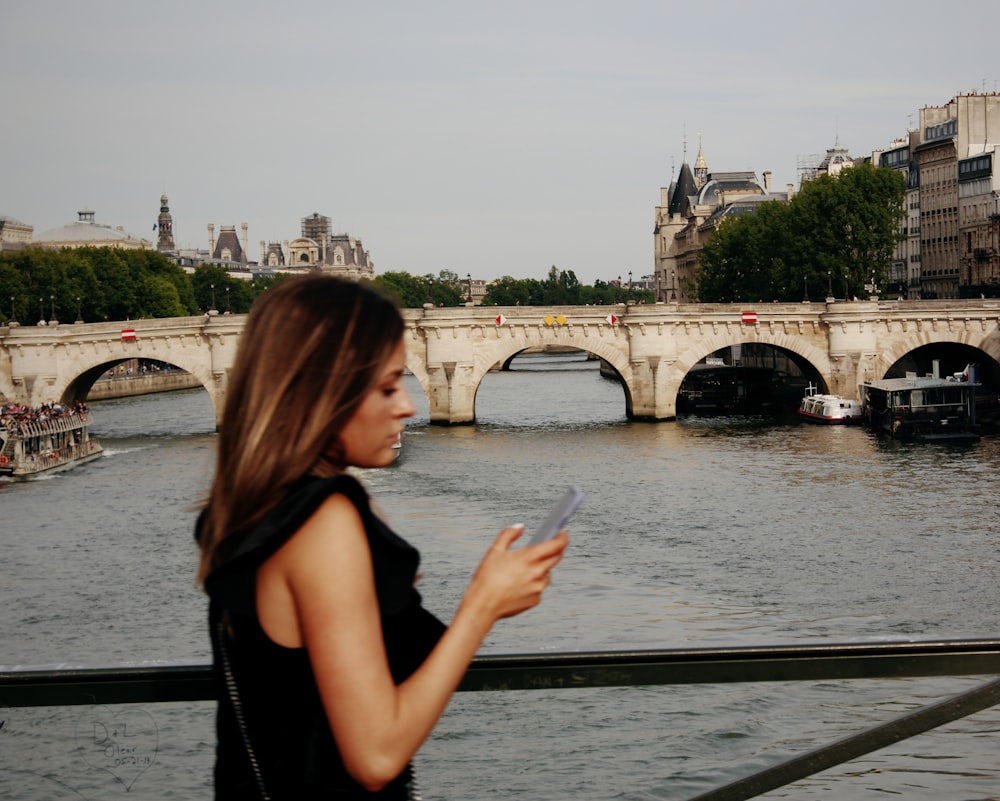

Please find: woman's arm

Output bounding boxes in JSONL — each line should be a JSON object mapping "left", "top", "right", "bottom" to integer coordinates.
{"left": 256, "top": 493, "right": 568, "bottom": 792}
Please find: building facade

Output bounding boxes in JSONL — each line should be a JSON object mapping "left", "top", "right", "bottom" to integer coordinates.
{"left": 876, "top": 132, "right": 920, "bottom": 298}
{"left": 914, "top": 93, "right": 1000, "bottom": 298}
{"left": 915, "top": 114, "right": 961, "bottom": 298}
{"left": 959, "top": 152, "right": 1000, "bottom": 296}
{"left": 282, "top": 213, "right": 375, "bottom": 279}
{"left": 0, "top": 216, "right": 33, "bottom": 251}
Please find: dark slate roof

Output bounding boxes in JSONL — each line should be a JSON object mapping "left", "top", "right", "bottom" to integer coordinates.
{"left": 212, "top": 228, "right": 245, "bottom": 263}
{"left": 668, "top": 163, "right": 697, "bottom": 216}
{"left": 698, "top": 195, "right": 782, "bottom": 231}
{"left": 696, "top": 171, "right": 762, "bottom": 206}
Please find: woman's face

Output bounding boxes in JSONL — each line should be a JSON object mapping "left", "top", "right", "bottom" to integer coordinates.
{"left": 339, "top": 340, "right": 415, "bottom": 468}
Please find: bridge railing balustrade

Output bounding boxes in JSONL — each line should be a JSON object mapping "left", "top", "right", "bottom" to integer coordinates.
{"left": 2, "top": 638, "right": 998, "bottom": 800}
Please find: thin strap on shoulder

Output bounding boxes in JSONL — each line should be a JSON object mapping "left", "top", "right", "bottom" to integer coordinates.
{"left": 213, "top": 613, "right": 271, "bottom": 801}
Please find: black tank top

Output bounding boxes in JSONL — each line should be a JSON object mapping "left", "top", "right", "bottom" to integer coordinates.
{"left": 203, "top": 474, "right": 446, "bottom": 799}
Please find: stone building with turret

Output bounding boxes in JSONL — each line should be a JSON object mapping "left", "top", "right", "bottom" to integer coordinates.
{"left": 265, "top": 212, "right": 375, "bottom": 279}
{"left": 654, "top": 139, "right": 787, "bottom": 302}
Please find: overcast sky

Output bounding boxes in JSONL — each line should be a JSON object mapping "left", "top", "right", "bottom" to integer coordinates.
{"left": 3, "top": 0, "right": 998, "bottom": 284}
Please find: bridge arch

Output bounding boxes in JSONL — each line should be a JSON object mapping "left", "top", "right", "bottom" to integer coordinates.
{"left": 671, "top": 330, "right": 834, "bottom": 402}
{"left": 877, "top": 328, "right": 1000, "bottom": 391}
{"left": 880, "top": 329, "right": 1000, "bottom": 374}
{"left": 675, "top": 331, "right": 832, "bottom": 379}
{"left": 57, "top": 354, "right": 217, "bottom": 410}
{"left": 466, "top": 340, "right": 633, "bottom": 422}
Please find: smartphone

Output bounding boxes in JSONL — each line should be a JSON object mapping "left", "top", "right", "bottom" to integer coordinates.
{"left": 527, "top": 486, "right": 584, "bottom": 546}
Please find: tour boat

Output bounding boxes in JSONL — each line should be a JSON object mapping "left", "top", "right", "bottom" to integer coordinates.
{"left": 859, "top": 365, "right": 980, "bottom": 442}
{"left": 797, "top": 384, "right": 863, "bottom": 424}
{"left": 0, "top": 404, "right": 104, "bottom": 479}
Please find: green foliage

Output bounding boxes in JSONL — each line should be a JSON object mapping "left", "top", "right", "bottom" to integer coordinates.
{"left": 481, "top": 269, "right": 651, "bottom": 306}
{"left": 190, "top": 264, "right": 277, "bottom": 314}
{"left": 373, "top": 270, "right": 464, "bottom": 308}
{"left": 695, "top": 163, "right": 906, "bottom": 302}
{"left": 0, "top": 246, "right": 202, "bottom": 323}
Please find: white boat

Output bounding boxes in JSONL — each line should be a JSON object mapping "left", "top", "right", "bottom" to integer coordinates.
{"left": 797, "top": 384, "right": 863, "bottom": 424}
{"left": 0, "top": 403, "right": 104, "bottom": 479}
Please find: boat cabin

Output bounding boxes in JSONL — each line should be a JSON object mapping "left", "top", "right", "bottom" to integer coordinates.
{"left": 859, "top": 366, "right": 980, "bottom": 442}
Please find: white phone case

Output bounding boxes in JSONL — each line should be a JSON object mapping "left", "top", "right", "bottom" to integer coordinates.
{"left": 527, "top": 486, "right": 584, "bottom": 545}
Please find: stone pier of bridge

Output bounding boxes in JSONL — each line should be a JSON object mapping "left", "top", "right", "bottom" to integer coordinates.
{"left": 2, "top": 299, "right": 999, "bottom": 425}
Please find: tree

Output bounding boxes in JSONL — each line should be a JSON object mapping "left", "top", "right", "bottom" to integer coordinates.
{"left": 374, "top": 271, "right": 427, "bottom": 308}
{"left": 374, "top": 270, "right": 463, "bottom": 308}
{"left": 141, "top": 275, "right": 188, "bottom": 318}
{"left": 696, "top": 164, "right": 906, "bottom": 302}
{"left": 192, "top": 265, "right": 234, "bottom": 313}
{"left": 483, "top": 276, "right": 533, "bottom": 306}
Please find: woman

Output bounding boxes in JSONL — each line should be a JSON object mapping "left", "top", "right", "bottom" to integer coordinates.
{"left": 196, "top": 275, "right": 568, "bottom": 799}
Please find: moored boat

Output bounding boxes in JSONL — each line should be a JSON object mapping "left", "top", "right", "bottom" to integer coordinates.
{"left": 0, "top": 402, "right": 104, "bottom": 479}
{"left": 797, "top": 384, "right": 863, "bottom": 424}
{"left": 859, "top": 364, "right": 981, "bottom": 442}
{"left": 676, "top": 362, "right": 789, "bottom": 415}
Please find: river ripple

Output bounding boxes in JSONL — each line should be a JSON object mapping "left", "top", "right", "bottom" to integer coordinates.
{"left": 2, "top": 352, "right": 998, "bottom": 799}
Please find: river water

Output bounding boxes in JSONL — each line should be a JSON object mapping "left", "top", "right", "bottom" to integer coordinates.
{"left": 2, "top": 352, "right": 999, "bottom": 800}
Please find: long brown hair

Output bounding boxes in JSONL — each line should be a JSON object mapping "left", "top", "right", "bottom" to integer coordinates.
{"left": 197, "top": 274, "right": 404, "bottom": 583}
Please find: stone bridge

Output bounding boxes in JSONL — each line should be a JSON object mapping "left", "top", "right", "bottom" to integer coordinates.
{"left": 2, "top": 299, "right": 1000, "bottom": 425}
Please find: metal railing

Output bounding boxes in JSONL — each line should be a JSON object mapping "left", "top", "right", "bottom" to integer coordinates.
{"left": 2, "top": 638, "right": 998, "bottom": 800}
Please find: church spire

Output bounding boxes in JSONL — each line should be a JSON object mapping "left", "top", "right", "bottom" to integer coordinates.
{"left": 694, "top": 132, "right": 708, "bottom": 187}
{"left": 156, "top": 194, "right": 175, "bottom": 253}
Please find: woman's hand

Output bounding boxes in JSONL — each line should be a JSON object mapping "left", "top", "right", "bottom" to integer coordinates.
{"left": 459, "top": 524, "right": 569, "bottom": 627}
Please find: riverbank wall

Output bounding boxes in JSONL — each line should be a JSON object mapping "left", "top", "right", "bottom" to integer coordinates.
{"left": 89, "top": 371, "right": 202, "bottom": 400}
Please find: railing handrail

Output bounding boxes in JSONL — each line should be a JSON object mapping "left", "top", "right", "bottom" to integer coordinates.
{"left": 3, "top": 637, "right": 998, "bottom": 708}
{"left": 3, "top": 639, "right": 999, "bottom": 801}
